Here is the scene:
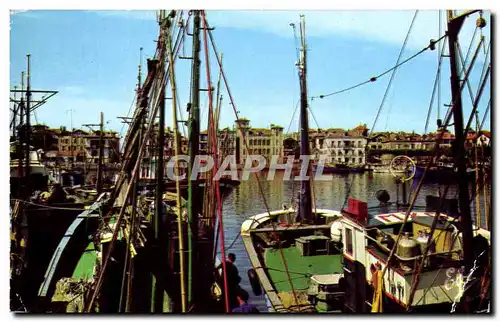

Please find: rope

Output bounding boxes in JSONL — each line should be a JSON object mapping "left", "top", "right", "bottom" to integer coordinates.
{"left": 457, "top": 29, "right": 481, "bottom": 105}
{"left": 201, "top": 10, "right": 230, "bottom": 313}
{"left": 10, "top": 199, "right": 87, "bottom": 211}
{"left": 442, "top": 30, "right": 487, "bottom": 125}
{"left": 307, "top": 105, "right": 321, "bottom": 130}
{"left": 343, "top": 12, "right": 419, "bottom": 208}
{"left": 406, "top": 184, "right": 451, "bottom": 310}
{"left": 371, "top": 10, "right": 418, "bottom": 133}
{"left": 119, "top": 93, "right": 137, "bottom": 148}
{"left": 223, "top": 231, "right": 241, "bottom": 251}
{"left": 285, "top": 100, "right": 299, "bottom": 135}
{"left": 205, "top": 16, "right": 301, "bottom": 308}
{"left": 479, "top": 100, "right": 491, "bottom": 131}
{"left": 85, "top": 16, "right": 185, "bottom": 311}
{"left": 311, "top": 34, "right": 446, "bottom": 100}
{"left": 424, "top": 35, "right": 448, "bottom": 133}
{"left": 437, "top": 10, "right": 442, "bottom": 121}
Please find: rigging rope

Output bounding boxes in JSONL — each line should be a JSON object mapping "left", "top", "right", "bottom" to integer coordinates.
{"left": 204, "top": 16, "right": 301, "bottom": 308}
{"left": 457, "top": 29, "right": 481, "bottom": 105}
{"left": 9, "top": 199, "right": 87, "bottom": 211}
{"left": 442, "top": 32, "right": 488, "bottom": 126}
{"left": 85, "top": 17, "right": 185, "bottom": 311}
{"left": 285, "top": 100, "right": 300, "bottom": 135}
{"left": 371, "top": 10, "right": 418, "bottom": 134}
{"left": 424, "top": 36, "right": 448, "bottom": 133}
{"left": 201, "top": 10, "right": 230, "bottom": 313}
{"left": 479, "top": 99, "right": 491, "bottom": 131}
{"left": 311, "top": 33, "right": 447, "bottom": 100}
{"left": 378, "top": 12, "right": 488, "bottom": 288}
{"left": 343, "top": 11, "right": 419, "bottom": 210}
{"left": 438, "top": 10, "right": 442, "bottom": 121}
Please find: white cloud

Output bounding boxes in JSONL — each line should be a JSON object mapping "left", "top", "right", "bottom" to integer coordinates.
{"left": 91, "top": 10, "right": 490, "bottom": 51}
{"left": 207, "top": 10, "right": 490, "bottom": 50}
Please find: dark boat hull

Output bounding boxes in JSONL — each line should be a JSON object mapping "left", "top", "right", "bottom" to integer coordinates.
{"left": 413, "top": 166, "right": 474, "bottom": 183}
{"left": 313, "top": 164, "right": 350, "bottom": 174}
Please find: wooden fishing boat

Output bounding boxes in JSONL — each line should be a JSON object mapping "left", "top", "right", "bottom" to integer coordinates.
{"left": 241, "top": 208, "right": 345, "bottom": 312}
{"left": 313, "top": 163, "right": 349, "bottom": 174}
{"left": 339, "top": 10, "right": 492, "bottom": 313}
{"left": 339, "top": 198, "right": 490, "bottom": 313}
{"left": 241, "top": 16, "right": 346, "bottom": 313}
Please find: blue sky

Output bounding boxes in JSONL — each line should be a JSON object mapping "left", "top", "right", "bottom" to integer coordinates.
{"left": 10, "top": 10, "right": 491, "bottom": 138}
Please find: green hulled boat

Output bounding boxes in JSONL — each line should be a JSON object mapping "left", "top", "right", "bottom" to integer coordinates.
{"left": 240, "top": 16, "right": 345, "bottom": 313}
{"left": 241, "top": 209, "right": 345, "bottom": 312}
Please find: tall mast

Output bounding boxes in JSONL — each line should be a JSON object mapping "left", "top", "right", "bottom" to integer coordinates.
{"left": 18, "top": 72, "right": 25, "bottom": 182}
{"left": 165, "top": 17, "right": 188, "bottom": 310}
{"left": 25, "top": 54, "right": 31, "bottom": 177}
{"left": 187, "top": 9, "right": 201, "bottom": 304}
{"left": 298, "top": 15, "right": 313, "bottom": 222}
{"left": 152, "top": 9, "right": 167, "bottom": 312}
{"left": 96, "top": 112, "right": 104, "bottom": 194}
{"left": 12, "top": 86, "right": 17, "bottom": 138}
{"left": 138, "top": 47, "right": 143, "bottom": 92}
{"left": 446, "top": 10, "right": 475, "bottom": 273}
{"left": 214, "top": 53, "right": 223, "bottom": 132}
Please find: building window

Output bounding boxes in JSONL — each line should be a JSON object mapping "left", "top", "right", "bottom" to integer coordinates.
{"left": 346, "top": 228, "right": 354, "bottom": 256}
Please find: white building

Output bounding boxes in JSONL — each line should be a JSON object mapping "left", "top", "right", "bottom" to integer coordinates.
{"left": 312, "top": 126, "right": 368, "bottom": 165}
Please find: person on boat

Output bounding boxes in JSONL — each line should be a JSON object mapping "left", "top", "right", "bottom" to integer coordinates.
{"left": 217, "top": 253, "right": 242, "bottom": 284}
{"left": 232, "top": 288, "right": 260, "bottom": 313}
{"left": 47, "top": 183, "right": 67, "bottom": 204}
{"left": 217, "top": 253, "right": 242, "bottom": 310}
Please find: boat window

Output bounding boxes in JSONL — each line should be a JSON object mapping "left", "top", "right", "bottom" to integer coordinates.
{"left": 346, "top": 228, "right": 354, "bottom": 256}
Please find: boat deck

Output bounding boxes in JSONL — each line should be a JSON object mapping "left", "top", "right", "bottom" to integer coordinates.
{"left": 264, "top": 247, "right": 342, "bottom": 293}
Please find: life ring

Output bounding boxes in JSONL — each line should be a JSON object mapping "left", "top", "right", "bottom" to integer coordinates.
{"left": 247, "top": 268, "right": 262, "bottom": 296}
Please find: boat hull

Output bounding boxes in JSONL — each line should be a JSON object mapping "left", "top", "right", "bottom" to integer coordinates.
{"left": 241, "top": 209, "right": 345, "bottom": 313}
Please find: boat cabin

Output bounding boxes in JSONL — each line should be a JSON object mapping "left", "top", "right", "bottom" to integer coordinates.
{"left": 340, "top": 198, "right": 465, "bottom": 312}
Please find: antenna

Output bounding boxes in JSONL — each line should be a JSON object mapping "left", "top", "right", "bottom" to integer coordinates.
{"left": 137, "top": 47, "right": 143, "bottom": 91}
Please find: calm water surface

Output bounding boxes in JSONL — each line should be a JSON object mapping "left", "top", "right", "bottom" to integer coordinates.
{"left": 220, "top": 171, "right": 489, "bottom": 312}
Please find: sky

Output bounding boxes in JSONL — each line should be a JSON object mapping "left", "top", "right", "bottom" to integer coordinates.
{"left": 9, "top": 10, "right": 491, "bottom": 139}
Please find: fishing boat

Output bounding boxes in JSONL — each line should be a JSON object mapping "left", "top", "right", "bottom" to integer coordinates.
{"left": 313, "top": 163, "right": 349, "bottom": 174}
{"left": 337, "top": 10, "right": 491, "bottom": 313}
{"left": 348, "top": 164, "right": 366, "bottom": 173}
{"left": 339, "top": 197, "right": 490, "bottom": 313}
{"left": 413, "top": 164, "right": 475, "bottom": 183}
{"left": 36, "top": 10, "right": 242, "bottom": 314}
{"left": 241, "top": 16, "right": 345, "bottom": 313}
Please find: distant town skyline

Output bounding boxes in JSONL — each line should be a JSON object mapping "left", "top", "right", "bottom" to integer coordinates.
{"left": 10, "top": 10, "right": 491, "bottom": 138}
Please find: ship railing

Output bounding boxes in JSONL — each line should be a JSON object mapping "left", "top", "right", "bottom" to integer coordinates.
{"left": 363, "top": 233, "right": 462, "bottom": 262}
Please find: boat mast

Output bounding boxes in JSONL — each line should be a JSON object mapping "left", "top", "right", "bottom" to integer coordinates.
{"left": 166, "top": 15, "right": 188, "bottom": 311}
{"left": 25, "top": 54, "right": 31, "bottom": 178}
{"left": 446, "top": 10, "right": 477, "bottom": 273}
{"left": 297, "top": 15, "right": 313, "bottom": 222}
{"left": 152, "top": 9, "right": 167, "bottom": 312}
{"left": 96, "top": 112, "right": 104, "bottom": 194}
{"left": 18, "top": 72, "right": 25, "bottom": 184}
{"left": 187, "top": 10, "right": 201, "bottom": 304}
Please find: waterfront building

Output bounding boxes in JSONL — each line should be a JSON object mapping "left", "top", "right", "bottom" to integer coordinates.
{"left": 57, "top": 129, "right": 91, "bottom": 163}
{"left": 218, "top": 127, "right": 237, "bottom": 158}
{"left": 234, "top": 118, "right": 284, "bottom": 165}
{"left": 83, "top": 130, "right": 120, "bottom": 164}
{"left": 311, "top": 125, "right": 368, "bottom": 165}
